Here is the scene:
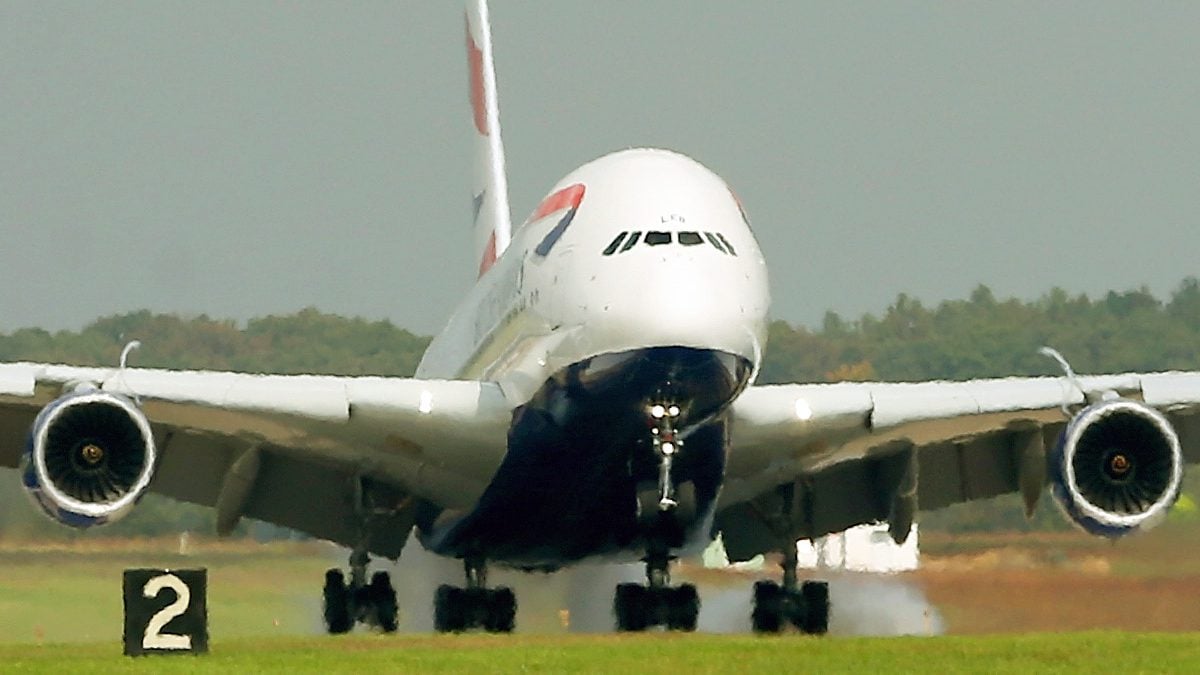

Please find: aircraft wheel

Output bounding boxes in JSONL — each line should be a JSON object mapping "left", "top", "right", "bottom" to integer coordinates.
{"left": 666, "top": 584, "right": 699, "bottom": 632}
{"left": 484, "top": 587, "right": 517, "bottom": 633}
{"left": 751, "top": 580, "right": 784, "bottom": 634}
{"left": 614, "top": 583, "right": 650, "bottom": 632}
{"left": 323, "top": 569, "right": 353, "bottom": 634}
{"left": 434, "top": 585, "right": 467, "bottom": 633}
{"left": 800, "top": 580, "right": 830, "bottom": 635}
{"left": 462, "top": 587, "right": 489, "bottom": 630}
{"left": 369, "top": 571, "right": 399, "bottom": 633}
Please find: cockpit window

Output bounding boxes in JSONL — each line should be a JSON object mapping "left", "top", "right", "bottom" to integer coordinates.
{"left": 599, "top": 230, "right": 737, "bottom": 256}
{"left": 620, "top": 231, "right": 642, "bottom": 252}
{"left": 602, "top": 232, "right": 627, "bottom": 256}
{"left": 716, "top": 233, "right": 738, "bottom": 255}
{"left": 644, "top": 231, "right": 672, "bottom": 246}
{"left": 703, "top": 232, "right": 727, "bottom": 253}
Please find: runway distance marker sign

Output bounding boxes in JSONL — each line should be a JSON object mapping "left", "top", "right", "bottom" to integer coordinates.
{"left": 122, "top": 568, "right": 208, "bottom": 656}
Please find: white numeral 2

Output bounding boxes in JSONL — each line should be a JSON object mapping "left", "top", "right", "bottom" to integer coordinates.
{"left": 142, "top": 573, "right": 192, "bottom": 650}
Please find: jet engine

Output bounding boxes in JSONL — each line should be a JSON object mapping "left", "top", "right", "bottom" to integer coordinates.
{"left": 21, "top": 390, "right": 158, "bottom": 528}
{"left": 1050, "top": 398, "right": 1183, "bottom": 538}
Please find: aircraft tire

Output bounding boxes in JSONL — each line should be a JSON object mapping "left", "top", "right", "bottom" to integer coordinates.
{"left": 800, "top": 580, "right": 830, "bottom": 635}
{"left": 323, "top": 569, "right": 353, "bottom": 634}
{"left": 369, "top": 571, "right": 399, "bottom": 633}
{"left": 666, "top": 584, "right": 699, "bottom": 632}
{"left": 434, "top": 585, "right": 468, "bottom": 633}
{"left": 751, "top": 580, "right": 784, "bottom": 634}
{"left": 484, "top": 587, "right": 517, "bottom": 633}
{"left": 614, "top": 583, "right": 650, "bottom": 632}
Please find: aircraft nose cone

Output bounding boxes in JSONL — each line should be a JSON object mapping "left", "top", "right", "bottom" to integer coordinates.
{"left": 645, "top": 260, "right": 735, "bottom": 328}
{"left": 590, "top": 255, "right": 764, "bottom": 361}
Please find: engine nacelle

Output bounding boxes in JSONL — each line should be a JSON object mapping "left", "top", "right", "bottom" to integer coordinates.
{"left": 1050, "top": 398, "right": 1183, "bottom": 538}
{"left": 21, "top": 389, "right": 158, "bottom": 528}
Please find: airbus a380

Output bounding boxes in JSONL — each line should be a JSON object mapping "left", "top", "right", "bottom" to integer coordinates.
{"left": 2, "top": 1, "right": 1199, "bottom": 635}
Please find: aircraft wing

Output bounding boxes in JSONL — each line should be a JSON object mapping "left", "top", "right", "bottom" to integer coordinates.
{"left": 0, "top": 362, "right": 512, "bottom": 559}
{"left": 717, "top": 372, "right": 1200, "bottom": 561}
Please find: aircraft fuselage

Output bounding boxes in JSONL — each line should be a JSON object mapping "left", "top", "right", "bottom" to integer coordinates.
{"left": 414, "top": 148, "right": 770, "bottom": 567}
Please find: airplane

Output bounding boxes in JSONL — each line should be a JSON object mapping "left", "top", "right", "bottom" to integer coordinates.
{"left": 2, "top": 0, "right": 1199, "bottom": 635}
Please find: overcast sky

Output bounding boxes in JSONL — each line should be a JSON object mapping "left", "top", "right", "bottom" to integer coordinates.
{"left": 3, "top": 2, "right": 1197, "bottom": 336}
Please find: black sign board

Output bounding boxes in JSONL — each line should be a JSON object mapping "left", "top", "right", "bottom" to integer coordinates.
{"left": 122, "top": 568, "right": 208, "bottom": 656}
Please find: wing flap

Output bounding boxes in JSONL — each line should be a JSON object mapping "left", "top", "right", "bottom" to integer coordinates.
{"left": 1169, "top": 409, "right": 1200, "bottom": 464}
{"left": 152, "top": 430, "right": 414, "bottom": 557}
{"left": 239, "top": 449, "right": 415, "bottom": 558}
{"left": 0, "top": 404, "right": 32, "bottom": 468}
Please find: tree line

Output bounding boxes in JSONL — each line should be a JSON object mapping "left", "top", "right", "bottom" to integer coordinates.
{"left": 2, "top": 279, "right": 1199, "bottom": 539}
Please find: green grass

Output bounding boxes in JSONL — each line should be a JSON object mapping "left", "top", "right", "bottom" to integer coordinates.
{"left": 0, "top": 541, "right": 329, "bottom": 644}
{"left": 1, "top": 633, "right": 1199, "bottom": 673}
{"left": 4, "top": 536, "right": 1200, "bottom": 671}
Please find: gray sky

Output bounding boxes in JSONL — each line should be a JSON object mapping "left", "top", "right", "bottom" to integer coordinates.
{"left": 3, "top": 2, "right": 1197, "bottom": 336}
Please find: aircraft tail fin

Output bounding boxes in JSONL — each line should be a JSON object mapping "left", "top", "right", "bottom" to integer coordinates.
{"left": 465, "top": 0, "right": 513, "bottom": 278}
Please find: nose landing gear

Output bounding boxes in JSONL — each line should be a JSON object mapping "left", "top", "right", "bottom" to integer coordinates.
{"left": 613, "top": 399, "right": 701, "bottom": 632}
{"left": 649, "top": 402, "right": 683, "bottom": 511}
{"left": 613, "top": 546, "right": 700, "bottom": 632}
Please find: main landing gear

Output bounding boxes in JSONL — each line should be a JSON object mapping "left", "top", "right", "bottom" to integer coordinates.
{"left": 323, "top": 548, "right": 399, "bottom": 634}
{"left": 751, "top": 527, "right": 829, "bottom": 634}
{"left": 434, "top": 556, "right": 517, "bottom": 633}
{"left": 613, "top": 400, "right": 701, "bottom": 632}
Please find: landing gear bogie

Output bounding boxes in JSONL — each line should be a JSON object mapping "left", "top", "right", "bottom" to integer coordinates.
{"left": 613, "top": 582, "right": 700, "bottom": 632}
{"left": 746, "top": 482, "right": 833, "bottom": 636}
{"left": 433, "top": 584, "right": 517, "bottom": 633}
{"left": 751, "top": 579, "right": 829, "bottom": 635}
{"left": 322, "top": 565, "right": 399, "bottom": 634}
{"left": 433, "top": 557, "right": 517, "bottom": 633}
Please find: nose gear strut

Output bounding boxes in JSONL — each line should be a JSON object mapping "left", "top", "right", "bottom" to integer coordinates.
{"left": 648, "top": 401, "right": 683, "bottom": 511}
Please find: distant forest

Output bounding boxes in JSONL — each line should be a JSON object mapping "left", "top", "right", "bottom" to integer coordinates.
{"left": 2, "top": 279, "right": 1200, "bottom": 539}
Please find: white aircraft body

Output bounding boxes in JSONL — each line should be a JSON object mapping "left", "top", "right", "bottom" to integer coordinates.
{"left": 3, "top": 1, "right": 1200, "bottom": 634}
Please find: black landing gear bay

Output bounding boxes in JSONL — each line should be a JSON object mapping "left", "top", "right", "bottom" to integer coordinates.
{"left": 434, "top": 557, "right": 516, "bottom": 633}
{"left": 322, "top": 550, "right": 398, "bottom": 634}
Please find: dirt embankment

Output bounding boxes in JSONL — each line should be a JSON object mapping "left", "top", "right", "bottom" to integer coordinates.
{"left": 912, "top": 527, "right": 1200, "bottom": 633}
